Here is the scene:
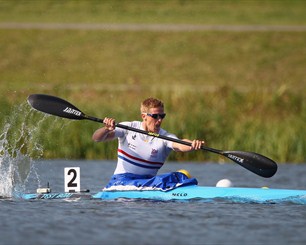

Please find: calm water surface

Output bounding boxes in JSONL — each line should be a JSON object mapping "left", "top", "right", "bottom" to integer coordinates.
{"left": 1, "top": 160, "right": 306, "bottom": 245}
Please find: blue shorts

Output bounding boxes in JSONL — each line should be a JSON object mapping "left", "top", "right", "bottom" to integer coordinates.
{"left": 105, "top": 172, "right": 198, "bottom": 191}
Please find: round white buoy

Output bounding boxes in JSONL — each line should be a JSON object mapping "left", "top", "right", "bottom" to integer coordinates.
{"left": 216, "top": 179, "right": 233, "bottom": 187}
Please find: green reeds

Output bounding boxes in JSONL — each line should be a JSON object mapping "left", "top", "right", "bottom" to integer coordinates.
{"left": 1, "top": 87, "right": 304, "bottom": 163}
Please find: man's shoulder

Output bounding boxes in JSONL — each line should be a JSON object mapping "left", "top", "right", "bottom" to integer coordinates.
{"left": 159, "top": 128, "right": 177, "bottom": 138}
{"left": 117, "top": 121, "right": 142, "bottom": 130}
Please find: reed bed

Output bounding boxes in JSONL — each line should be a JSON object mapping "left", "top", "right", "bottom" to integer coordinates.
{"left": 1, "top": 86, "right": 305, "bottom": 163}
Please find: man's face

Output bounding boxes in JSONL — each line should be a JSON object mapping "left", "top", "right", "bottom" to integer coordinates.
{"left": 142, "top": 107, "right": 166, "bottom": 133}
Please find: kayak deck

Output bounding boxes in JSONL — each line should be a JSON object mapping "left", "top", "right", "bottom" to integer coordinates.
{"left": 19, "top": 186, "right": 306, "bottom": 204}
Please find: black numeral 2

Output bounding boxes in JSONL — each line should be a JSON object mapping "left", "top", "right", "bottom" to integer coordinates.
{"left": 67, "top": 169, "right": 78, "bottom": 187}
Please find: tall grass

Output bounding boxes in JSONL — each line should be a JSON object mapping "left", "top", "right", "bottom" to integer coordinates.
{"left": 1, "top": 86, "right": 304, "bottom": 163}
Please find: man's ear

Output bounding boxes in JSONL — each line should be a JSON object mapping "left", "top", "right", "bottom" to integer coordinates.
{"left": 141, "top": 113, "right": 146, "bottom": 121}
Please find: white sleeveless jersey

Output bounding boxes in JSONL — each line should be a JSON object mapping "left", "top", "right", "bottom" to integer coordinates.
{"left": 113, "top": 121, "right": 178, "bottom": 176}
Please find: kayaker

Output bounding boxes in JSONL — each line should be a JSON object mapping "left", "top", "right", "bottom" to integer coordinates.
{"left": 92, "top": 97, "right": 205, "bottom": 191}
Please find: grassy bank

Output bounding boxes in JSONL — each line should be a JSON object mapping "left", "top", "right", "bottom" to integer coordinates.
{"left": 0, "top": 1, "right": 305, "bottom": 163}
{"left": 1, "top": 30, "right": 305, "bottom": 93}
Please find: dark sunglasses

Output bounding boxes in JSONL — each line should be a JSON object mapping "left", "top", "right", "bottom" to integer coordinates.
{"left": 145, "top": 113, "right": 166, "bottom": 119}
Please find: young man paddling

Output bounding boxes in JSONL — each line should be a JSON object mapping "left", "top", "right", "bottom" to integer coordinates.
{"left": 92, "top": 97, "right": 205, "bottom": 190}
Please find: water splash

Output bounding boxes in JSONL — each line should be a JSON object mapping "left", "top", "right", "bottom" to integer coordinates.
{"left": 0, "top": 102, "right": 46, "bottom": 197}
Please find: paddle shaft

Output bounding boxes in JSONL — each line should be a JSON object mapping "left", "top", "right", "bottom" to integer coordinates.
{"left": 84, "top": 114, "right": 218, "bottom": 152}
{"left": 27, "top": 94, "right": 278, "bottom": 178}
{"left": 84, "top": 113, "right": 219, "bottom": 152}
{"left": 83, "top": 117, "right": 267, "bottom": 172}
{"left": 118, "top": 123, "right": 218, "bottom": 152}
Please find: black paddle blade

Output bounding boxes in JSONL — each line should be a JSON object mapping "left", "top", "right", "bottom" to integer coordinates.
{"left": 222, "top": 151, "right": 277, "bottom": 178}
{"left": 27, "top": 94, "right": 85, "bottom": 120}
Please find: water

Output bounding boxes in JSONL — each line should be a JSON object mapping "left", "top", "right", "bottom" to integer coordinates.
{"left": 1, "top": 104, "right": 305, "bottom": 244}
{"left": 1, "top": 160, "right": 306, "bottom": 245}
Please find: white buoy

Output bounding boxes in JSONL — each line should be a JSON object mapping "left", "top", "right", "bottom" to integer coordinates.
{"left": 216, "top": 179, "right": 233, "bottom": 187}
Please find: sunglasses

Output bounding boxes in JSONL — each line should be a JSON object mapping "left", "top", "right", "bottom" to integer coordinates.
{"left": 145, "top": 113, "right": 166, "bottom": 119}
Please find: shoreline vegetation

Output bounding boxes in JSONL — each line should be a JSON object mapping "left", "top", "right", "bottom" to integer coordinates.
{"left": 0, "top": 1, "right": 305, "bottom": 163}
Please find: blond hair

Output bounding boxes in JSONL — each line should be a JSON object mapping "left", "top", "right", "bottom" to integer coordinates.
{"left": 140, "top": 98, "right": 164, "bottom": 113}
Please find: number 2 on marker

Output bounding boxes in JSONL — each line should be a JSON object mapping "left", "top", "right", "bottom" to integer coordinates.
{"left": 64, "top": 167, "right": 80, "bottom": 192}
{"left": 68, "top": 169, "right": 78, "bottom": 187}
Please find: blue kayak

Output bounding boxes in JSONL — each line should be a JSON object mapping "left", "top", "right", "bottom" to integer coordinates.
{"left": 20, "top": 185, "right": 306, "bottom": 204}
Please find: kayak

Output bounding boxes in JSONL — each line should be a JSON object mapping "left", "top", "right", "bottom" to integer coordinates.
{"left": 94, "top": 186, "right": 306, "bottom": 203}
{"left": 19, "top": 185, "right": 306, "bottom": 204}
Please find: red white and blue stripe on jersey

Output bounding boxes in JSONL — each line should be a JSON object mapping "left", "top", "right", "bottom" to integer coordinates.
{"left": 117, "top": 149, "right": 163, "bottom": 170}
